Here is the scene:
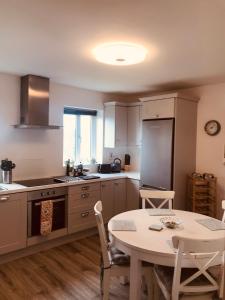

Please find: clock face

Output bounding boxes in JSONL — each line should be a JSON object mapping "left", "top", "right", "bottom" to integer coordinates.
{"left": 204, "top": 120, "right": 221, "bottom": 136}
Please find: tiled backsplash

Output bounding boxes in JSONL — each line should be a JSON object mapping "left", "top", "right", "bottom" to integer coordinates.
{"left": 103, "top": 146, "right": 141, "bottom": 171}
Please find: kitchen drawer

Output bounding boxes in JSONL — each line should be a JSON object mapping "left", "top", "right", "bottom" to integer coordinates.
{"left": 69, "top": 182, "right": 100, "bottom": 195}
{"left": 68, "top": 208, "right": 96, "bottom": 234}
{"left": 69, "top": 190, "right": 100, "bottom": 213}
{"left": 113, "top": 179, "right": 126, "bottom": 185}
{"left": 69, "top": 190, "right": 100, "bottom": 202}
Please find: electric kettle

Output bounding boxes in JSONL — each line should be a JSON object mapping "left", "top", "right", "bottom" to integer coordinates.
{"left": 111, "top": 158, "right": 121, "bottom": 173}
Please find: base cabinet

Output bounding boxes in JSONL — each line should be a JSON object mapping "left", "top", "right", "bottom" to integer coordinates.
{"left": 126, "top": 179, "right": 140, "bottom": 210}
{"left": 101, "top": 179, "right": 126, "bottom": 222}
{"left": 68, "top": 183, "right": 100, "bottom": 234}
{"left": 101, "top": 181, "right": 114, "bottom": 222}
{"left": 113, "top": 179, "right": 126, "bottom": 216}
{"left": 0, "top": 193, "right": 27, "bottom": 255}
{"left": 67, "top": 178, "right": 135, "bottom": 233}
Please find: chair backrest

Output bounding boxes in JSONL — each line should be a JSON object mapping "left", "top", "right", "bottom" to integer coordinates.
{"left": 171, "top": 235, "right": 225, "bottom": 299}
{"left": 94, "top": 201, "right": 111, "bottom": 268}
{"left": 140, "top": 189, "right": 175, "bottom": 209}
{"left": 222, "top": 200, "right": 225, "bottom": 222}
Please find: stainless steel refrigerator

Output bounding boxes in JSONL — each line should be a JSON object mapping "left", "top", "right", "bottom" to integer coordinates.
{"left": 140, "top": 118, "right": 174, "bottom": 190}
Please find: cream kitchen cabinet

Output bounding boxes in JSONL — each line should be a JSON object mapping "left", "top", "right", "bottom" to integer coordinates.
{"left": 127, "top": 105, "right": 141, "bottom": 146}
{"left": 101, "top": 179, "right": 126, "bottom": 220}
{"left": 68, "top": 182, "right": 100, "bottom": 234}
{"left": 101, "top": 181, "right": 114, "bottom": 222}
{"left": 0, "top": 192, "right": 27, "bottom": 255}
{"left": 113, "top": 179, "right": 126, "bottom": 215}
{"left": 141, "top": 97, "right": 175, "bottom": 120}
{"left": 104, "top": 102, "right": 127, "bottom": 148}
{"left": 126, "top": 179, "right": 140, "bottom": 211}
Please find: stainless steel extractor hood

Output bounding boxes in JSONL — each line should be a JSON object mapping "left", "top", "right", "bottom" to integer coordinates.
{"left": 14, "top": 75, "right": 60, "bottom": 129}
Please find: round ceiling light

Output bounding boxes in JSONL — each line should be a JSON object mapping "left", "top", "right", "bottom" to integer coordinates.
{"left": 93, "top": 42, "right": 147, "bottom": 66}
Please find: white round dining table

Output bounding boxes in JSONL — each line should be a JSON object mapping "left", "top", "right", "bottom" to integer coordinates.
{"left": 108, "top": 209, "right": 225, "bottom": 300}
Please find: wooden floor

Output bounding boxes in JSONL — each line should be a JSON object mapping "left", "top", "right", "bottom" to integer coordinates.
{"left": 0, "top": 235, "right": 216, "bottom": 300}
{"left": 0, "top": 235, "right": 132, "bottom": 300}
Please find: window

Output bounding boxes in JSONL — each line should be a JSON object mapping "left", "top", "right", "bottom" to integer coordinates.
{"left": 63, "top": 107, "right": 102, "bottom": 165}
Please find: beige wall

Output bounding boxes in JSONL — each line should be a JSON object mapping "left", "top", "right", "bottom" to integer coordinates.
{"left": 1, "top": 71, "right": 225, "bottom": 217}
{"left": 0, "top": 73, "right": 106, "bottom": 180}
{"left": 117, "top": 82, "right": 225, "bottom": 217}
{"left": 182, "top": 83, "right": 225, "bottom": 217}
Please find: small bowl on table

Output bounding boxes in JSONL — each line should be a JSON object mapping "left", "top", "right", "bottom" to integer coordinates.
{"left": 160, "top": 217, "right": 182, "bottom": 229}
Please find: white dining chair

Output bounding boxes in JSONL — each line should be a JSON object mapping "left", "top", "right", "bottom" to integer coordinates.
{"left": 222, "top": 200, "right": 225, "bottom": 222}
{"left": 153, "top": 235, "right": 225, "bottom": 300}
{"left": 94, "top": 201, "right": 154, "bottom": 300}
{"left": 140, "top": 189, "right": 175, "bottom": 209}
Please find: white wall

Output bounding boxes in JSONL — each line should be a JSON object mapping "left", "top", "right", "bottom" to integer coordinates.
{"left": 0, "top": 73, "right": 106, "bottom": 180}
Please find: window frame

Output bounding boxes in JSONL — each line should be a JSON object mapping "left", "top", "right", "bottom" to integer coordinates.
{"left": 63, "top": 107, "right": 98, "bottom": 165}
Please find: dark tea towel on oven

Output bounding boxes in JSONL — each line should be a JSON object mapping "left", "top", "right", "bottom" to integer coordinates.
{"left": 40, "top": 200, "right": 53, "bottom": 236}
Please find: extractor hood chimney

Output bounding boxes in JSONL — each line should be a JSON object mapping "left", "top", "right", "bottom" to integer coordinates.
{"left": 14, "top": 75, "right": 60, "bottom": 129}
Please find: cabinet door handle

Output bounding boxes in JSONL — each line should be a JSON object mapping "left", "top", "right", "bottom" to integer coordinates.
{"left": 0, "top": 196, "right": 10, "bottom": 201}
{"left": 101, "top": 184, "right": 106, "bottom": 188}
{"left": 150, "top": 114, "right": 160, "bottom": 118}
{"left": 114, "top": 183, "right": 119, "bottom": 186}
{"left": 81, "top": 211, "right": 89, "bottom": 218}
{"left": 81, "top": 186, "right": 89, "bottom": 191}
{"left": 81, "top": 193, "right": 89, "bottom": 198}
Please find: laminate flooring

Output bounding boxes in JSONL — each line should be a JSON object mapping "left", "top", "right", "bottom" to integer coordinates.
{"left": 0, "top": 235, "right": 132, "bottom": 300}
{"left": 0, "top": 235, "right": 216, "bottom": 300}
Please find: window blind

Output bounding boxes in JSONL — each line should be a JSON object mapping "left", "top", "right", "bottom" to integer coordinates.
{"left": 64, "top": 107, "right": 97, "bottom": 116}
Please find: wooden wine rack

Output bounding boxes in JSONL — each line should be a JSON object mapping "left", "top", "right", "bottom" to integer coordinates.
{"left": 187, "top": 176, "right": 217, "bottom": 218}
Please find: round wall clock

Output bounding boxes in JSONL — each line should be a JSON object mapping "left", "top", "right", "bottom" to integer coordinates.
{"left": 204, "top": 120, "right": 221, "bottom": 136}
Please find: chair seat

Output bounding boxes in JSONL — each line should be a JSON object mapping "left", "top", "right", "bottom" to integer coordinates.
{"left": 154, "top": 264, "right": 221, "bottom": 294}
{"left": 110, "top": 246, "right": 153, "bottom": 267}
{"left": 110, "top": 246, "right": 130, "bottom": 266}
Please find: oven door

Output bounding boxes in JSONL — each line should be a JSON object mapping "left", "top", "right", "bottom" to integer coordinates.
{"left": 28, "top": 197, "right": 66, "bottom": 237}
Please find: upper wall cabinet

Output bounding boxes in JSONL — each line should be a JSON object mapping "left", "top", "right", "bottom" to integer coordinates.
{"left": 104, "top": 103, "right": 127, "bottom": 148}
{"left": 141, "top": 97, "right": 175, "bottom": 120}
{"left": 127, "top": 105, "right": 141, "bottom": 146}
{"left": 104, "top": 102, "right": 142, "bottom": 148}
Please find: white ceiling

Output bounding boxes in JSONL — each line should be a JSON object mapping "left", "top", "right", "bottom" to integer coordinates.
{"left": 0, "top": 0, "right": 225, "bottom": 93}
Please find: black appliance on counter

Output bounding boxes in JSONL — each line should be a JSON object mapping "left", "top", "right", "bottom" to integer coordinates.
{"left": 125, "top": 154, "right": 130, "bottom": 165}
{"left": 98, "top": 158, "right": 122, "bottom": 173}
{"left": 98, "top": 164, "right": 112, "bottom": 173}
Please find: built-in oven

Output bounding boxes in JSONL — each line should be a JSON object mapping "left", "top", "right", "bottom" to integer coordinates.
{"left": 27, "top": 187, "right": 67, "bottom": 237}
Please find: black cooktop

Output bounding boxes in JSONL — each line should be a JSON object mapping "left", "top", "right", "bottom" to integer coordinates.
{"left": 15, "top": 175, "right": 100, "bottom": 187}
{"left": 15, "top": 177, "right": 61, "bottom": 187}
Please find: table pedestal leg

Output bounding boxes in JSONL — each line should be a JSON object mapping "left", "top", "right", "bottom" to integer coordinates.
{"left": 129, "top": 253, "right": 142, "bottom": 300}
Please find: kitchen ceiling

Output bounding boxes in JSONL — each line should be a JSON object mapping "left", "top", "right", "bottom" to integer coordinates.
{"left": 0, "top": 0, "right": 225, "bottom": 93}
